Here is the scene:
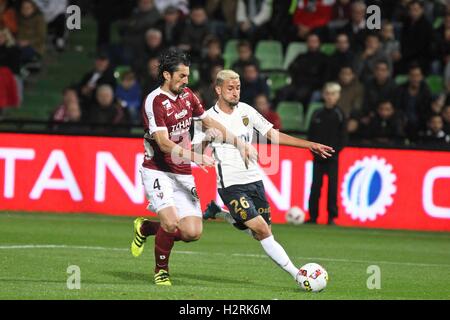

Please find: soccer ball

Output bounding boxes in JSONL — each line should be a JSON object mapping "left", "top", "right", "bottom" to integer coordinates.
{"left": 285, "top": 206, "right": 305, "bottom": 225}
{"left": 296, "top": 263, "right": 329, "bottom": 292}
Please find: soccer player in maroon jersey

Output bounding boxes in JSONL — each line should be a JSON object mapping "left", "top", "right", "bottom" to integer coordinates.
{"left": 130, "top": 48, "right": 256, "bottom": 285}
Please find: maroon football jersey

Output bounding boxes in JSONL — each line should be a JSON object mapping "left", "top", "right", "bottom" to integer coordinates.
{"left": 142, "top": 87, "right": 206, "bottom": 174}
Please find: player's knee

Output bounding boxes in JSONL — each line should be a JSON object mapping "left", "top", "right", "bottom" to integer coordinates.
{"left": 252, "top": 224, "right": 272, "bottom": 240}
{"left": 161, "top": 221, "right": 178, "bottom": 233}
{"left": 182, "top": 230, "right": 202, "bottom": 242}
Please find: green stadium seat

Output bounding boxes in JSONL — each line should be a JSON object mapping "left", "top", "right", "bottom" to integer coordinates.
{"left": 320, "top": 43, "right": 336, "bottom": 56}
{"left": 395, "top": 74, "right": 408, "bottom": 85}
{"left": 223, "top": 39, "right": 239, "bottom": 69}
{"left": 302, "top": 102, "right": 324, "bottom": 132}
{"left": 277, "top": 101, "right": 304, "bottom": 131}
{"left": 433, "top": 16, "right": 443, "bottom": 29}
{"left": 255, "top": 40, "right": 284, "bottom": 71}
{"left": 188, "top": 65, "right": 200, "bottom": 87}
{"left": 426, "top": 75, "right": 444, "bottom": 95}
{"left": 283, "top": 42, "right": 307, "bottom": 70}
{"left": 114, "top": 65, "right": 131, "bottom": 80}
{"left": 264, "top": 71, "right": 291, "bottom": 99}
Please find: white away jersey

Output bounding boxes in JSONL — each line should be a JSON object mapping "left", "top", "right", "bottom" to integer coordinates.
{"left": 199, "top": 102, "right": 273, "bottom": 188}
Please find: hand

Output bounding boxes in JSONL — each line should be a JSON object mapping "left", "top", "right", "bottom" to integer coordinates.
{"left": 204, "top": 128, "right": 223, "bottom": 143}
{"left": 309, "top": 143, "right": 335, "bottom": 159}
{"left": 238, "top": 143, "right": 258, "bottom": 169}
{"left": 194, "top": 154, "right": 215, "bottom": 173}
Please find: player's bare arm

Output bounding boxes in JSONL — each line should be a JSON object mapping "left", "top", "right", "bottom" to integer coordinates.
{"left": 265, "top": 128, "right": 334, "bottom": 159}
{"left": 152, "top": 130, "right": 215, "bottom": 171}
{"left": 201, "top": 115, "right": 258, "bottom": 167}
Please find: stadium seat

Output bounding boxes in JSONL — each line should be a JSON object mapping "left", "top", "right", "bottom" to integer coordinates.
{"left": 114, "top": 65, "right": 131, "bottom": 80}
{"left": 188, "top": 65, "right": 200, "bottom": 87}
{"left": 395, "top": 74, "right": 408, "bottom": 85}
{"left": 255, "top": 40, "right": 284, "bottom": 71}
{"left": 433, "top": 16, "right": 443, "bottom": 29}
{"left": 283, "top": 42, "right": 307, "bottom": 70}
{"left": 223, "top": 39, "right": 239, "bottom": 69}
{"left": 426, "top": 75, "right": 444, "bottom": 95}
{"left": 264, "top": 71, "right": 291, "bottom": 99}
{"left": 276, "top": 101, "right": 304, "bottom": 131}
{"left": 302, "top": 102, "right": 324, "bottom": 132}
{"left": 320, "top": 43, "right": 336, "bottom": 56}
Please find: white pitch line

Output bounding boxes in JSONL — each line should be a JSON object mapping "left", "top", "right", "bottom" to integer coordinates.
{"left": 1, "top": 244, "right": 450, "bottom": 268}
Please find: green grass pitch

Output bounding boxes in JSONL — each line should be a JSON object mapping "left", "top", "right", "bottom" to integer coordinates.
{"left": 0, "top": 211, "right": 449, "bottom": 300}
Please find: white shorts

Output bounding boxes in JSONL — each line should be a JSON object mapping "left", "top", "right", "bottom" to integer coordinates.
{"left": 140, "top": 166, "right": 202, "bottom": 219}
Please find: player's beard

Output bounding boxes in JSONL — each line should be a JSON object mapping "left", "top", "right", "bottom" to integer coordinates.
{"left": 224, "top": 96, "right": 239, "bottom": 108}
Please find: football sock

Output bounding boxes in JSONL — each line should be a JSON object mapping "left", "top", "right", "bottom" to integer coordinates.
{"left": 217, "top": 209, "right": 253, "bottom": 237}
{"left": 140, "top": 220, "right": 160, "bottom": 237}
{"left": 154, "top": 228, "right": 176, "bottom": 273}
{"left": 260, "top": 235, "right": 299, "bottom": 279}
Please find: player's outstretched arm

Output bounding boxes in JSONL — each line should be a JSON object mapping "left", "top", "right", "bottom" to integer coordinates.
{"left": 152, "top": 130, "right": 215, "bottom": 171}
{"left": 201, "top": 115, "right": 258, "bottom": 167}
{"left": 265, "top": 128, "right": 335, "bottom": 159}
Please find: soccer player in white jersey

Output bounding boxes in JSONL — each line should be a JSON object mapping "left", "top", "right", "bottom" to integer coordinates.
{"left": 130, "top": 50, "right": 257, "bottom": 286}
{"left": 199, "top": 69, "right": 334, "bottom": 283}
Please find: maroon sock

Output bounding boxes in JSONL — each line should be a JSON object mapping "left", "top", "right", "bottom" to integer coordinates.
{"left": 173, "top": 229, "right": 183, "bottom": 242}
{"left": 154, "top": 228, "right": 176, "bottom": 273}
{"left": 140, "top": 220, "right": 160, "bottom": 237}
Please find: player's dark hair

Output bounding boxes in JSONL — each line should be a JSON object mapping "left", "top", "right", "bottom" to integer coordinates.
{"left": 158, "top": 48, "right": 190, "bottom": 85}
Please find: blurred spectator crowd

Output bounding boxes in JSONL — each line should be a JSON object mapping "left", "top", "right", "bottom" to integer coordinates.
{"left": 0, "top": 0, "right": 449, "bottom": 148}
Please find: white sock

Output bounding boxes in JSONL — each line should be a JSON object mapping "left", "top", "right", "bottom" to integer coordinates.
{"left": 217, "top": 210, "right": 253, "bottom": 237}
{"left": 260, "top": 235, "right": 299, "bottom": 279}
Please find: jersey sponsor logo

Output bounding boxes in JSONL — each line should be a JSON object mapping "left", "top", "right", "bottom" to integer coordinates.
{"left": 186, "top": 100, "right": 191, "bottom": 108}
{"left": 242, "top": 115, "right": 249, "bottom": 126}
{"left": 175, "top": 109, "right": 188, "bottom": 120}
{"left": 162, "top": 99, "right": 172, "bottom": 111}
{"left": 341, "top": 156, "right": 397, "bottom": 222}
{"left": 170, "top": 117, "right": 192, "bottom": 133}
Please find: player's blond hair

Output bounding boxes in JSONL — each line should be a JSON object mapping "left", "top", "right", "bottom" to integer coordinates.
{"left": 216, "top": 70, "right": 240, "bottom": 87}
{"left": 323, "top": 82, "right": 341, "bottom": 93}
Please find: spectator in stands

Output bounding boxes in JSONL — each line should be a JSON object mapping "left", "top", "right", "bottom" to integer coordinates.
{"left": 156, "top": 5, "right": 185, "bottom": 48}
{"left": 276, "top": 33, "right": 328, "bottom": 108}
{"left": 17, "top": 0, "right": 47, "bottom": 72}
{"left": 330, "top": 0, "right": 352, "bottom": 31}
{"left": 327, "top": 33, "right": 357, "bottom": 81}
{"left": 431, "top": 94, "right": 446, "bottom": 116}
{"left": 119, "top": 0, "right": 161, "bottom": 57}
{"left": 236, "top": 0, "right": 272, "bottom": 44}
{"left": 340, "top": 1, "right": 368, "bottom": 53}
{"left": 203, "top": 0, "right": 238, "bottom": 40}
{"left": 231, "top": 39, "right": 259, "bottom": 76}
{"left": 291, "top": 0, "right": 334, "bottom": 42}
{"left": 363, "top": 60, "right": 397, "bottom": 116}
{"left": 154, "top": 0, "right": 189, "bottom": 16}
{"left": 380, "top": 20, "right": 402, "bottom": 69}
{"left": 132, "top": 28, "right": 163, "bottom": 77}
{"left": 394, "top": 63, "right": 432, "bottom": 141}
{"left": 356, "top": 33, "right": 392, "bottom": 84}
{"left": 419, "top": 114, "right": 450, "bottom": 147}
{"left": 51, "top": 87, "right": 82, "bottom": 123}
{"left": 179, "top": 6, "right": 213, "bottom": 62}
{"left": 0, "top": 0, "right": 17, "bottom": 35}
{"left": 433, "top": 12, "right": 450, "bottom": 72}
{"left": 140, "top": 56, "right": 160, "bottom": 98}
{"left": 399, "top": 0, "right": 433, "bottom": 75}
{"left": 87, "top": 84, "right": 128, "bottom": 133}
{"left": 78, "top": 52, "right": 117, "bottom": 114}
{"left": 198, "top": 63, "right": 223, "bottom": 109}
{"left": 361, "top": 100, "right": 405, "bottom": 145}
{"left": 337, "top": 65, "right": 364, "bottom": 118}
{"left": 442, "top": 105, "right": 450, "bottom": 134}
{"left": 0, "top": 27, "right": 19, "bottom": 75}
{"left": 307, "top": 82, "right": 347, "bottom": 225}
{"left": 254, "top": 93, "right": 281, "bottom": 130}
{"left": 239, "top": 61, "right": 269, "bottom": 105}
{"left": 33, "top": 0, "right": 68, "bottom": 52}
{"left": 199, "top": 36, "right": 224, "bottom": 86}
{"left": 115, "top": 70, "right": 142, "bottom": 125}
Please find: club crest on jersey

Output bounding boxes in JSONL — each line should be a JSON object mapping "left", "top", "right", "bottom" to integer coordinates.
{"left": 242, "top": 115, "right": 249, "bottom": 126}
{"left": 162, "top": 99, "right": 172, "bottom": 111}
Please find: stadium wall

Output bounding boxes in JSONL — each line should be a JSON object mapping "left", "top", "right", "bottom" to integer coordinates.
{"left": 0, "top": 133, "right": 449, "bottom": 232}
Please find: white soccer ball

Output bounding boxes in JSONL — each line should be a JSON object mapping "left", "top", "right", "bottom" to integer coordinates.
{"left": 285, "top": 206, "right": 305, "bottom": 225}
{"left": 296, "top": 263, "right": 329, "bottom": 292}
